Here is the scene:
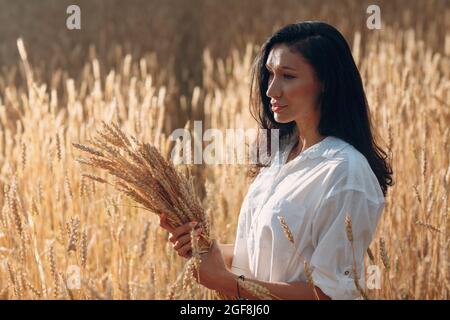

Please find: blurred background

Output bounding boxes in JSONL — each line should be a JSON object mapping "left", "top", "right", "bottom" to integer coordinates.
{"left": 0, "top": 0, "right": 448, "bottom": 300}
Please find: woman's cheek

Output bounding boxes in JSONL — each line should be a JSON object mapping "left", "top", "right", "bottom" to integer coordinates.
{"left": 286, "top": 81, "right": 319, "bottom": 102}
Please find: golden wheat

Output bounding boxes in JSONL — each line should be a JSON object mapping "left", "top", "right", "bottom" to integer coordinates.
{"left": 0, "top": 1, "right": 448, "bottom": 300}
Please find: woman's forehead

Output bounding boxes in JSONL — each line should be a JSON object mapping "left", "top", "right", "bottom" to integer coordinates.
{"left": 266, "top": 44, "right": 306, "bottom": 70}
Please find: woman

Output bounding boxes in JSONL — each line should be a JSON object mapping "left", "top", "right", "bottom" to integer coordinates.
{"left": 160, "top": 21, "right": 393, "bottom": 300}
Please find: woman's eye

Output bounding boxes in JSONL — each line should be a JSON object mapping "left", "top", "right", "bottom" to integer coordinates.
{"left": 268, "top": 71, "right": 294, "bottom": 80}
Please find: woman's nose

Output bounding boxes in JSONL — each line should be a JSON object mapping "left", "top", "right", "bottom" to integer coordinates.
{"left": 266, "top": 77, "right": 281, "bottom": 99}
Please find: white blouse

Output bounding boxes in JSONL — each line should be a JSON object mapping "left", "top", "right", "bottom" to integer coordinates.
{"left": 231, "top": 132, "right": 385, "bottom": 300}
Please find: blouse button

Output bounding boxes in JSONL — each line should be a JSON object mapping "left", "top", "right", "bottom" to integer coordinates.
{"left": 344, "top": 270, "right": 350, "bottom": 276}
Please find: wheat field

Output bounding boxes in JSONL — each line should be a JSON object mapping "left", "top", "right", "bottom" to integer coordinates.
{"left": 0, "top": 0, "right": 448, "bottom": 299}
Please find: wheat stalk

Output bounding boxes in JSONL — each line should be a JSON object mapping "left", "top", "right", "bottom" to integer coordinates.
{"left": 303, "top": 260, "right": 320, "bottom": 300}
{"left": 345, "top": 214, "right": 369, "bottom": 300}
{"left": 277, "top": 215, "right": 294, "bottom": 244}
{"left": 277, "top": 214, "right": 321, "bottom": 299}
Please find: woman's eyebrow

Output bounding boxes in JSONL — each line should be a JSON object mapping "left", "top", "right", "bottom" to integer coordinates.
{"left": 265, "top": 63, "right": 297, "bottom": 71}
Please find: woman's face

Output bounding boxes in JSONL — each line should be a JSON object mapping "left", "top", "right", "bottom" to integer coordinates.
{"left": 265, "top": 44, "right": 322, "bottom": 124}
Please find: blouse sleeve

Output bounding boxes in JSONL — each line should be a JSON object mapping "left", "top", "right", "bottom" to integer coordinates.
{"left": 309, "top": 188, "right": 385, "bottom": 300}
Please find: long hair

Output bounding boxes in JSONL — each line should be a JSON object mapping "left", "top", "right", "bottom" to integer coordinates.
{"left": 248, "top": 21, "right": 393, "bottom": 197}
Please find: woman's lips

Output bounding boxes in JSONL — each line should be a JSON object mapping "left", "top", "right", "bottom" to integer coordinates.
{"left": 271, "top": 105, "right": 287, "bottom": 112}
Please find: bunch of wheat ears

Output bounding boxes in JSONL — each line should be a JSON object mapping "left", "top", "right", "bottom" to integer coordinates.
{"left": 73, "top": 121, "right": 278, "bottom": 299}
{"left": 73, "top": 121, "right": 211, "bottom": 249}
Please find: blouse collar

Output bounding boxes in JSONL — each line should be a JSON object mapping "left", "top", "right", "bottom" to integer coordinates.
{"left": 284, "top": 133, "right": 350, "bottom": 162}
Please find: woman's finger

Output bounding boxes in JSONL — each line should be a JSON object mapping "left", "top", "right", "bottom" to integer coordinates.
{"left": 173, "top": 228, "right": 202, "bottom": 250}
{"left": 178, "top": 243, "right": 193, "bottom": 258}
{"left": 169, "top": 221, "right": 198, "bottom": 243}
{"left": 173, "top": 233, "right": 191, "bottom": 250}
{"left": 159, "top": 213, "right": 175, "bottom": 233}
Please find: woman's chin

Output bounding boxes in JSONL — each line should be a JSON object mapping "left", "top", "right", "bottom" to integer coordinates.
{"left": 274, "top": 114, "right": 292, "bottom": 124}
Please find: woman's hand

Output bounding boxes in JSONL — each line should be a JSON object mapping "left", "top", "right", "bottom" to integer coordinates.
{"left": 192, "top": 240, "right": 230, "bottom": 291}
{"left": 159, "top": 213, "right": 202, "bottom": 258}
